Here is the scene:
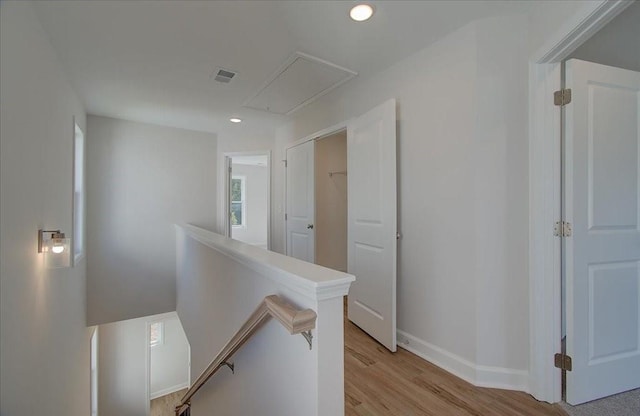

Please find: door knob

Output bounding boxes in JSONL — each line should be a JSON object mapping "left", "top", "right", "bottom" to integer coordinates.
{"left": 307, "top": 224, "right": 314, "bottom": 229}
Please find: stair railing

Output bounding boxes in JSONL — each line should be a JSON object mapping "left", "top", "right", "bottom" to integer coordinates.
{"left": 175, "top": 295, "right": 317, "bottom": 416}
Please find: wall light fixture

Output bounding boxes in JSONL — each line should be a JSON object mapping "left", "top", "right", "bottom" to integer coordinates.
{"left": 38, "top": 229, "right": 71, "bottom": 268}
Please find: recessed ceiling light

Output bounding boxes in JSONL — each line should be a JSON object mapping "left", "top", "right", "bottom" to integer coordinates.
{"left": 230, "top": 118, "right": 242, "bottom": 123}
{"left": 350, "top": 4, "right": 374, "bottom": 22}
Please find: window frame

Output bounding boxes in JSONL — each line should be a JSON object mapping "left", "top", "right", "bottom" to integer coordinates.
{"left": 72, "top": 120, "right": 86, "bottom": 265}
{"left": 230, "top": 175, "right": 247, "bottom": 229}
{"left": 149, "top": 321, "right": 164, "bottom": 348}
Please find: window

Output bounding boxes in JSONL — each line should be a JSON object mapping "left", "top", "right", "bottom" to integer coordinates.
{"left": 231, "top": 176, "right": 246, "bottom": 227}
{"left": 73, "top": 122, "right": 85, "bottom": 263}
{"left": 150, "top": 322, "right": 164, "bottom": 347}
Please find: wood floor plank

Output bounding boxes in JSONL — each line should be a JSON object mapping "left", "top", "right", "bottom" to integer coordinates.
{"left": 344, "top": 318, "right": 565, "bottom": 416}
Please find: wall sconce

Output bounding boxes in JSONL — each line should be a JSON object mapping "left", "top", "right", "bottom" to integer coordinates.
{"left": 38, "top": 229, "right": 71, "bottom": 268}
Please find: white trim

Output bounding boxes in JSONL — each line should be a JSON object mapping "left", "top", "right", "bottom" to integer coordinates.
{"left": 529, "top": 60, "right": 563, "bottom": 403}
{"left": 528, "top": 0, "right": 632, "bottom": 403}
{"left": 145, "top": 321, "right": 151, "bottom": 416}
{"left": 397, "top": 331, "right": 529, "bottom": 392}
{"left": 90, "top": 327, "right": 98, "bottom": 416}
{"left": 72, "top": 118, "right": 86, "bottom": 267}
{"left": 177, "top": 223, "right": 354, "bottom": 301}
{"left": 533, "top": 0, "right": 634, "bottom": 64}
{"left": 223, "top": 156, "right": 232, "bottom": 238}
{"left": 150, "top": 382, "right": 190, "bottom": 400}
{"left": 286, "top": 120, "right": 349, "bottom": 150}
{"left": 149, "top": 321, "right": 165, "bottom": 348}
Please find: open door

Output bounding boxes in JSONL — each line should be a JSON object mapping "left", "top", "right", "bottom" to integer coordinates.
{"left": 564, "top": 59, "right": 640, "bottom": 404}
{"left": 347, "top": 99, "right": 397, "bottom": 352}
{"left": 285, "top": 140, "right": 315, "bottom": 262}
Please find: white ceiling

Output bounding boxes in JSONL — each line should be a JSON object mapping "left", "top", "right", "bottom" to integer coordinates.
{"left": 33, "top": 1, "right": 541, "bottom": 136}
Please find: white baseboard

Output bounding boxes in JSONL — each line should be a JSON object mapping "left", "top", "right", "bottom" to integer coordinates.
{"left": 396, "top": 330, "right": 529, "bottom": 393}
{"left": 150, "top": 381, "right": 189, "bottom": 400}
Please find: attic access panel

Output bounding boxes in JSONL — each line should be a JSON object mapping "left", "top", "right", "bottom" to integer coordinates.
{"left": 243, "top": 52, "right": 357, "bottom": 115}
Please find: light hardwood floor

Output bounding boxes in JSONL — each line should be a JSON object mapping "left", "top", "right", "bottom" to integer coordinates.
{"left": 344, "top": 317, "right": 567, "bottom": 415}
{"left": 150, "top": 388, "right": 187, "bottom": 416}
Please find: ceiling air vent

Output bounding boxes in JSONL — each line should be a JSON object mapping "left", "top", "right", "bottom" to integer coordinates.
{"left": 212, "top": 68, "right": 237, "bottom": 83}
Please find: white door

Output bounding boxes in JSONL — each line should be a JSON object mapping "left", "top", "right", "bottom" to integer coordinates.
{"left": 565, "top": 59, "right": 640, "bottom": 405}
{"left": 347, "top": 99, "right": 397, "bottom": 352}
{"left": 285, "top": 141, "right": 315, "bottom": 262}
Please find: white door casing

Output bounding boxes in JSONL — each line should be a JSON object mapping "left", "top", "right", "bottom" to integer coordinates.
{"left": 225, "top": 156, "right": 232, "bottom": 238}
{"left": 347, "top": 99, "right": 398, "bottom": 352}
{"left": 564, "top": 59, "right": 640, "bottom": 405}
{"left": 285, "top": 141, "right": 315, "bottom": 262}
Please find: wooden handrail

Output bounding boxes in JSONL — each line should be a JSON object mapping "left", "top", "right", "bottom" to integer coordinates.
{"left": 175, "top": 295, "right": 317, "bottom": 416}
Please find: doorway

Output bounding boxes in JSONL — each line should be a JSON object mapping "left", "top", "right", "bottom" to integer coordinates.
{"left": 284, "top": 99, "right": 398, "bottom": 352}
{"left": 528, "top": 0, "right": 638, "bottom": 405}
{"left": 314, "top": 130, "right": 348, "bottom": 272}
{"left": 559, "top": 3, "right": 640, "bottom": 404}
{"left": 224, "top": 152, "right": 271, "bottom": 249}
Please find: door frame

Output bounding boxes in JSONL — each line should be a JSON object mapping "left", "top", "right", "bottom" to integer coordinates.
{"left": 283, "top": 121, "right": 348, "bottom": 253}
{"left": 222, "top": 150, "right": 272, "bottom": 250}
{"left": 528, "top": 0, "right": 632, "bottom": 403}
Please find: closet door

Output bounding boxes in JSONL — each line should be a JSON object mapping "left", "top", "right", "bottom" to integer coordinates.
{"left": 285, "top": 141, "right": 315, "bottom": 263}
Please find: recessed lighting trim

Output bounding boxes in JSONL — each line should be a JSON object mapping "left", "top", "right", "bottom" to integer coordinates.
{"left": 230, "top": 118, "right": 242, "bottom": 123}
{"left": 350, "top": 4, "right": 374, "bottom": 22}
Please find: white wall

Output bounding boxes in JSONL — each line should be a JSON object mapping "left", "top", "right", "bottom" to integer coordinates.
{"left": 150, "top": 315, "right": 190, "bottom": 398}
{"left": 231, "top": 163, "right": 269, "bottom": 247}
{"left": 473, "top": 16, "right": 529, "bottom": 379}
{"left": 86, "top": 116, "right": 217, "bottom": 325}
{"left": 0, "top": 2, "right": 92, "bottom": 415}
{"left": 98, "top": 316, "right": 148, "bottom": 416}
{"left": 274, "top": 16, "right": 531, "bottom": 389}
{"left": 314, "top": 131, "right": 347, "bottom": 272}
{"left": 98, "top": 312, "right": 189, "bottom": 416}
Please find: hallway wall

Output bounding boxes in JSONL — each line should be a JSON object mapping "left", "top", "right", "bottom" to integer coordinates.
{"left": 0, "top": 2, "right": 91, "bottom": 415}
{"left": 87, "top": 116, "right": 217, "bottom": 325}
{"left": 274, "top": 16, "right": 530, "bottom": 389}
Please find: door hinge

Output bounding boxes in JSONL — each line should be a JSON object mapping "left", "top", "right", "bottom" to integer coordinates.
{"left": 283, "top": 159, "right": 288, "bottom": 168}
{"left": 284, "top": 213, "right": 288, "bottom": 221}
{"left": 554, "top": 353, "right": 572, "bottom": 371}
{"left": 228, "top": 166, "right": 232, "bottom": 173}
{"left": 554, "top": 88, "right": 572, "bottom": 106}
{"left": 554, "top": 221, "right": 572, "bottom": 237}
